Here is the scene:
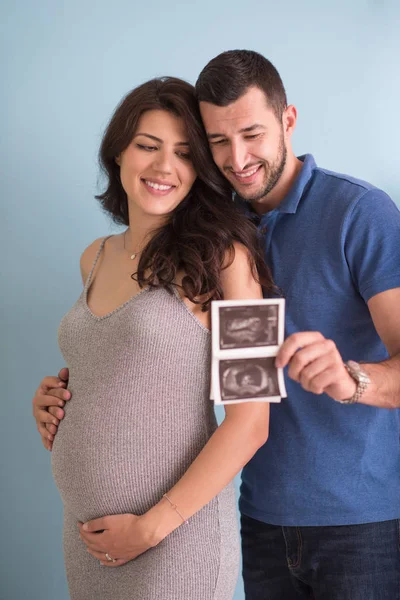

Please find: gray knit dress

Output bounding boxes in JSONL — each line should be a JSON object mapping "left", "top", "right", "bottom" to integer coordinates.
{"left": 51, "top": 238, "right": 240, "bottom": 600}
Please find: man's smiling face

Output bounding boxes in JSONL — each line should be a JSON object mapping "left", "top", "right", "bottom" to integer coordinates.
{"left": 200, "top": 86, "right": 287, "bottom": 203}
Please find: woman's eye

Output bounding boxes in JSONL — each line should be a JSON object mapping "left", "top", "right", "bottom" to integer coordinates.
{"left": 136, "top": 144, "right": 157, "bottom": 152}
{"left": 177, "top": 152, "right": 191, "bottom": 160}
{"left": 211, "top": 139, "right": 227, "bottom": 146}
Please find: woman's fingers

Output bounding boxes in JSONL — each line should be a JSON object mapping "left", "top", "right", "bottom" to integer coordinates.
{"left": 85, "top": 548, "right": 127, "bottom": 567}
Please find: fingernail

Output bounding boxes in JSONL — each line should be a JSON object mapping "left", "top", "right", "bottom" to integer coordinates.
{"left": 48, "top": 434, "right": 54, "bottom": 441}
{"left": 58, "top": 400, "right": 65, "bottom": 407}
{"left": 64, "top": 391, "right": 71, "bottom": 400}
{"left": 53, "top": 420, "right": 58, "bottom": 426}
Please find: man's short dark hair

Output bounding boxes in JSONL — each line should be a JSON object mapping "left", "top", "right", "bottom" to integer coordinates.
{"left": 195, "top": 49, "right": 287, "bottom": 119}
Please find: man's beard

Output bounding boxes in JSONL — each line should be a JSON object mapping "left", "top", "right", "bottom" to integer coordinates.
{"left": 233, "top": 133, "right": 287, "bottom": 203}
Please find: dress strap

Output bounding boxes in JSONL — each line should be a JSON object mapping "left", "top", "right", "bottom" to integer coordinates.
{"left": 84, "top": 235, "right": 113, "bottom": 293}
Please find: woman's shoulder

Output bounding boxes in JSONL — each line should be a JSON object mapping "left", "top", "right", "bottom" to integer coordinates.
{"left": 80, "top": 236, "right": 109, "bottom": 284}
{"left": 221, "top": 242, "right": 253, "bottom": 274}
{"left": 221, "top": 242, "right": 263, "bottom": 301}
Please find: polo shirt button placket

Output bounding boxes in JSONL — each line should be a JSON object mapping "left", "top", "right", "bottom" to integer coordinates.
{"left": 259, "top": 211, "right": 279, "bottom": 254}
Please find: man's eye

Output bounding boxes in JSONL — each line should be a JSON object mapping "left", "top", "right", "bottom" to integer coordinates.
{"left": 245, "top": 134, "right": 261, "bottom": 140}
{"left": 136, "top": 144, "right": 157, "bottom": 151}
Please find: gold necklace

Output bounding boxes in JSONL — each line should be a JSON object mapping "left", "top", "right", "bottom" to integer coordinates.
{"left": 123, "top": 229, "right": 143, "bottom": 260}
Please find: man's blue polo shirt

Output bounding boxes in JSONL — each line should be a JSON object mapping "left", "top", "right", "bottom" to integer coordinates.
{"left": 239, "top": 154, "right": 400, "bottom": 526}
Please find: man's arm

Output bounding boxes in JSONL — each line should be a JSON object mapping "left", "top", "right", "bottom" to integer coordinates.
{"left": 361, "top": 287, "right": 400, "bottom": 408}
{"left": 276, "top": 287, "right": 400, "bottom": 409}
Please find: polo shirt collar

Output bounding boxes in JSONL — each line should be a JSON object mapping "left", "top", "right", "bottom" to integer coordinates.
{"left": 277, "top": 154, "right": 316, "bottom": 214}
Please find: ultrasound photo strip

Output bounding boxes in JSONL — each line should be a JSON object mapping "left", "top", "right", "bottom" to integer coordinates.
{"left": 213, "top": 356, "right": 286, "bottom": 404}
{"left": 211, "top": 299, "right": 285, "bottom": 358}
{"left": 211, "top": 299, "right": 286, "bottom": 404}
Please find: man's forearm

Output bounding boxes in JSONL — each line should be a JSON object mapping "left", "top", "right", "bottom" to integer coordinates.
{"left": 360, "top": 353, "right": 400, "bottom": 409}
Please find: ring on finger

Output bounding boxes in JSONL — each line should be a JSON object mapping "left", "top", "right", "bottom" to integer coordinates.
{"left": 105, "top": 552, "right": 117, "bottom": 563}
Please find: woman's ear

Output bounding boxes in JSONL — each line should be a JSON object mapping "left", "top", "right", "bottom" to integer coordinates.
{"left": 115, "top": 155, "right": 121, "bottom": 166}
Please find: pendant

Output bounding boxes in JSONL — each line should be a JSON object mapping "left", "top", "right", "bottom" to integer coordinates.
{"left": 130, "top": 253, "right": 137, "bottom": 260}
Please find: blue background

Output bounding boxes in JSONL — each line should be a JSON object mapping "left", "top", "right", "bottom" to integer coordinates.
{"left": 1, "top": 1, "right": 399, "bottom": 598}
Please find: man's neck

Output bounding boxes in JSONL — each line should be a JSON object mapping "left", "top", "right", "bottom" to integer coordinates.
{"left": 251, "top": 154, "right": 303, "bottom": 215}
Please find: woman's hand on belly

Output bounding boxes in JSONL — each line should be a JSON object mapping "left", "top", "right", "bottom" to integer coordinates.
{"left": 79, "top": 513, "right": 156, "bottom": 567}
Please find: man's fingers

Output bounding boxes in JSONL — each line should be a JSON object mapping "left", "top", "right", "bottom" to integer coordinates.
{"left": 306, "top": 368, "right": 339, "bottom": 395}
{"left": 32, "top": 374, "right": 69, "bottom": 451}
{"left": 34, "top": 404, "right": 61, "bottom": 440}
{"left": 43, "top": 387, "right": 70, "bottom": 403}
{"left": 45, "top": 422, "right": 58, "bottom": 435}
{"left": 47, "top": 404, "right": 66, "bottom": 419}
{"left": 36, "top": 376, "right": 66, "bottom": 395}
{"left": 38, "top": 421, "right": 54, "bottom": 442}
{"left": 33, "top": 397, "right": 65, "bottom": 424}
{"left": 287, "top": 340, "right": 337, "bottom": 382}
{"left": 276, "top": 331, "right": 325, "bottom": 368}
{"left": 41, "top": 436, "right": 53, "bottom": 451}
{"left": 38, "top": 425, "right": 54, "bottom": 442}
{"left": 298, "top": 354, "right": 337, "bottom": 392}
{"left": 58, "top": 367, "right": 69, "bottom": 382}
{"left": 33, "top": 389, "right": 70, "bottom": 412}
{"left": 36, "top": 408, "right": 60, "bottom": 426}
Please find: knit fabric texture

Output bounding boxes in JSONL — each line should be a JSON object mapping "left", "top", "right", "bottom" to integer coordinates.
{"left": 52, "top": 237, "right": 240, "bottom": 599}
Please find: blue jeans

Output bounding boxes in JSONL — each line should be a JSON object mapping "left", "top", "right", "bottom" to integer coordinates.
{"left": 241, "top": 514, "right": 400, "bottom": 600}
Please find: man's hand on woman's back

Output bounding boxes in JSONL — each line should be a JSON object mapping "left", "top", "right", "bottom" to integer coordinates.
{"left": 32, "top": 367, "right": 70, "bottom": 450}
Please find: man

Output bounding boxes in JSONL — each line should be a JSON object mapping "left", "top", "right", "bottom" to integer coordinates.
{"left": 33, "top": 50, "right": 400, "bottom": 599}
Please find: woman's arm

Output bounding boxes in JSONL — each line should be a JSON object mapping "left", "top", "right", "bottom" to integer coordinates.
{"left": 143, "top": 243, "right": 270, "bottom": 540}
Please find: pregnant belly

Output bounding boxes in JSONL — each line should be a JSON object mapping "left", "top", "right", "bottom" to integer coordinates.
{"left": 51, "top": 390, "right": 208, "bottom": 522}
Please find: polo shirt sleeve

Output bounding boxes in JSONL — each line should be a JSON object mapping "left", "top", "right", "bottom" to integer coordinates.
{"left": 342, "top": 189, "right": 400, "bottom": 303}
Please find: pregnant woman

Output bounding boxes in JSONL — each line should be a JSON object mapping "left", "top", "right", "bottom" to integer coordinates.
{"left": 47, "top": 77, "right": 273, "bottom": 600}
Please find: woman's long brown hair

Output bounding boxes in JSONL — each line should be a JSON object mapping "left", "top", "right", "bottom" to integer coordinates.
{"left": 96, "top": 77, "right": 274, "bottom": 309}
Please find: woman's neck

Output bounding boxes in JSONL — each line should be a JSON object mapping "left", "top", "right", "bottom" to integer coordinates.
{"left": 126, "top": 207, "right": 167, "bottom": 252}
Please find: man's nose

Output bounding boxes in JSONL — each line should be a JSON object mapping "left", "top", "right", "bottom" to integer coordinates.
{"left": 229, "top": 141, "right": 248, "bottom": 172}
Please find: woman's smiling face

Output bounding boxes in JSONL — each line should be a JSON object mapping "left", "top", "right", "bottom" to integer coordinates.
{"left": 116, "top": 109, "right": 197, "bottom": 220}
